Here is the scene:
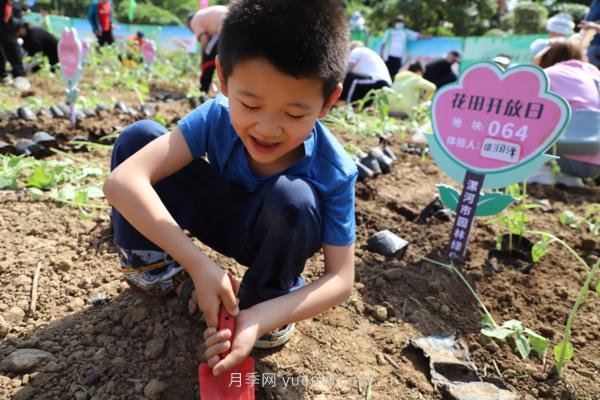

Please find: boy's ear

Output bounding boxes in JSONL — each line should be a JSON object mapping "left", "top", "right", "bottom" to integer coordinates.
{"left": 215, "top": 57, "right": 228, "bottom": 96}
{"left": 318, "top": 83, "right": 343, "bottom": 119}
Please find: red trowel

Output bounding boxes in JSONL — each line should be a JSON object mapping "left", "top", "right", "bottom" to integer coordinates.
{"left": 199, "top": 273, "right": 255, "bottom": 400}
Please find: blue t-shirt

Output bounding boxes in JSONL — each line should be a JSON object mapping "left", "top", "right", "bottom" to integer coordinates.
{"left": 588, "top": 0, "right": 600, "bottom": 46}
{"left": 177, "top": 94, "right": 358, "bottom": 246}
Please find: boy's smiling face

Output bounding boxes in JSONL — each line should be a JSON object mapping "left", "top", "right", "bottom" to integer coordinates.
{"left": 217, "top": 57, "right": 340, "bottom": 176}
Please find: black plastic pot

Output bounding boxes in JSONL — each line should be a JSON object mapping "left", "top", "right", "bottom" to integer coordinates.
{"left": 356, "top": 160, "right": 375, "bottom": 181}
{"left": 15, "top": 139, "right": 47, "bottom": 158}
{"left": 33, "top": 131, "right": 58, "bottom": 149}
{"left": 37, "top": 108, "right": 53, "bottom": 119}
{"left": 0, "top": 141, "right": 16, "bottom": 155}
{"left": 141, "top": 105, "right": 156, "bottom": 117}
{"left": 369, "top": 146, "right": 394, "bottom": 174}
{"left": 50, "top": 105, "right": 65, "bottom": 118}
{"left": 17, "top": 106, "right": 36, "bottom": 121}
{"left": 487, "top": 233, "right": 534, "bottom": 273}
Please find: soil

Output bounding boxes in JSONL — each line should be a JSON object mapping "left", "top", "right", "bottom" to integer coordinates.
{"left": 0, "top": 75, "right": 599, "bottom": 400}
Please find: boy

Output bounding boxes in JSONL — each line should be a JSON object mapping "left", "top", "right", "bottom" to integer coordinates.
{"left": 104, "top": 0, "right": 357, "bottom": 377}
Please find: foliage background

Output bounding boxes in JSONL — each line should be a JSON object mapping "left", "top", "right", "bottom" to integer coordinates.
{"left": 29, "top": 0, "right": 593, "bottom": 35}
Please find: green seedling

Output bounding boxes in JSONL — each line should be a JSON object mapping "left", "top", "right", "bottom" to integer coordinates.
{"left": 0, "top": 154, "right": 108, "bottom": 214}
{"left": 559, "top": 206, "right": 600, "bottom": 236}
{"left": 526, "top": 231, "right": 600, "bottom": 374}
{"left": 423, "top": 256, "right": 549, "bottom": 360}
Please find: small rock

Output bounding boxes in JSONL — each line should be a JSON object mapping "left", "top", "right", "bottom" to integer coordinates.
{"left": 130, "top": 307, "right": 148, "bottom": 323}
{"left": 144, "top": 338, "right": 165, "bottom": 360}
{"left": 367, "top": 230, "right": 409, "bottom": 257}
{"left": 0, "top": 349, "right": 54, "bottom": 372}
{"left": 440, "top": 304, "right": 451, "bottom": 316}
{"left": 3, "top": 306, "right": 25, "bottom": 325}
{"left": 144, "top": 379, "right": 167, "bottom": 400}
{"left": 376, "top": 353, "right": 386, "bottom": 366}
{"left": 74, "top": 391, "right": 88, "bottom": 400}
{"left": 310, "top": 380, "right": 330, "bottom": 394}
{"left": 372, "top": 305, "right": 388, "bottom": 322}
{"left": 11, "top": 386, "right": 37, "bottom": 400}
{"left": 0, "top": 315, "right": 9, "bottom": 338}
{"left": 53, "top": 258, "right": 73, "bottom": 272}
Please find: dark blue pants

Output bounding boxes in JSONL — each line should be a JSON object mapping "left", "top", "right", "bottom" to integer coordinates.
{"left": 110, "top": 120, "right": 323, "bottom": 308}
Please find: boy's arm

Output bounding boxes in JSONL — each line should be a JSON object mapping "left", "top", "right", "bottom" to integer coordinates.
{"left": 103, "top": 127, "right": 239, "bottom": 328}
{"left": 209, "top": 243, "right": 354, "bottom": 375}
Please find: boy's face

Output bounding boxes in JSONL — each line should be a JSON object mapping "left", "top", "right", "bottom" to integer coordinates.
{"left": 217, "top": 57, "right": 340, "bottom": 175}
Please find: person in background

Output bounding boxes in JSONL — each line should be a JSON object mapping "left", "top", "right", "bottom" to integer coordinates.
{"left": 380, "top": 15, "right": 429, "bottom": 78}
{"left": 492, "top": 54, "right": 512, "bottom": 69}
{"left": 586, "top": 0, "right": 600, "bottom": 68}
{"left": 423, "top": 51, "right": 461, "bottom": 88}
{"left": 87, "top": 0, "right": 114, "bottom": 46}
{"left": 389, "top": 61, "right": 436, "bottom": 119}
{"left": 529, "top": 39, "right": 600, "bottom": 186}
{"left": 0, "top": 0, "right": 28, "bottom": 87}
{"left": 186, "top": 5, "right": 228, "bottom": 94}
{"left": 530, "top": 13, "right": 575, "bottom": 58}
{"left": 349, "top": 11, "right": 368, "bottom": 45}
{"left": 340, "top": 41, "right": 391, "bottom": 104}
{"left": 14, "top": 19, "right": 59, "bottom": 70}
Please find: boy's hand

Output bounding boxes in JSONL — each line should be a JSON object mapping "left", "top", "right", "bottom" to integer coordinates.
{"left": 190, "top": 260, "right": 239, "bottom": 329}
{"left": 202, "top": 309, "right": 261, "bottom": 376}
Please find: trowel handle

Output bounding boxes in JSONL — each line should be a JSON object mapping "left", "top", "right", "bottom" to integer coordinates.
{"left": 217, "top": 272, "right": 237, "bottom": 359}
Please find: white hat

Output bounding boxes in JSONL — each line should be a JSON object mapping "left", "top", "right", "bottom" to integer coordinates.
{"left": 546, "top": 13, "right": 574, "bottom": 36}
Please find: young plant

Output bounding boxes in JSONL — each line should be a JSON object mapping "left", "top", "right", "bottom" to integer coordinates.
{"left": 559, "top": 206, "right": 600, "bottom": 236}
{"left": 526, "top": 230, "right": 600, "bottom": 374}
{"left": 0, "top": 154, "right": 108, "bottom": 215}
{"left": 423, "top": 256, "right": 549, "bottom": 360}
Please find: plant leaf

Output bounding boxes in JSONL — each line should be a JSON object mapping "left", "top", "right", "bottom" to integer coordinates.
{"left": 26, "top": 166, "right": 53, "bottom": 189}
{"left": 481, "top": 326, "right": 513, "bottom": 340}
{"left": 437, "top": 184, "right": 460, "bottom": 212}
{"left": 27, "top": 187, "right": 45, "bottom": 201}
{"left": 596, "top": 279, "right": 600, "bottom": 297}
{"left": 524, "top": 328, "right": 549, "bottom": 356}
{"left": 559, "top": 210, "right": 576, "bottom": 226}
{"left": 515, "top": 332, "right": 531, "bottom": 359}
{"left": 532, "top": 237, "right": 549, "bottom": 263}
{"left": 554, "top": 341, "right": 574, "bottom": 363}
{"left": 56, "top": 184, "right": 76, "bottom": 201}
{"left": 80, "top": 186, "right": 104, "bottom": 199}
{"left": 476, "top": 192, "right": 517, "bottom": 217}
{"left": 481, "top": 314, "right": 494, "bottom": 328}
{"left": 500, "top": 319, "right": 523, "bottom": 331}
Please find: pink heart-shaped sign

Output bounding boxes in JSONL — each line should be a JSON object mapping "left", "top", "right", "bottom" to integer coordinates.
{"left": 142, "top": 40, "right": 156, "bottom": 64}
{"left": 58, "top": 28, "right": 83, "bottom": 81}
{"left": 431, "top": 63, "right": 570, "bottom": 173}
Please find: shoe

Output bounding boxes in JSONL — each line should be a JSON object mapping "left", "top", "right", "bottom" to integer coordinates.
{"left": 526, "top": 164, "right": 556, "bottom": 185}
{"left": 12, "top": 77, "right": 31, "bottom": 91}
{"left": 1, "top": 76, "right": 13, "bottom": 85}
{"left": 556, "top": 173, "right": 584, "bottom": 187}
{"left": 254, "top": 323, "right": 295, "bottom": 349}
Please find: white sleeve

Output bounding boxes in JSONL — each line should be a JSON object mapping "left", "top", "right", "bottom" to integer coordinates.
{"left": 407, "top": 29, "right": 419, "bottom": 41}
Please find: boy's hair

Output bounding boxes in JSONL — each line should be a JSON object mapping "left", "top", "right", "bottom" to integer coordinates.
{"left": 218, "top": 0, "right": 349, "bottom": 100}
{"left": 408, "top": 61, "right": 423, "bottom": 73}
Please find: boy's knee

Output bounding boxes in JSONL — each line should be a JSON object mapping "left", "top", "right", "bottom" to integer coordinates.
{"left": 263, "top": 175, "right": 321, "bottom": 230}
{"left": 115, "top": 120, "right": 168, "bottom": 151}
{"left": 112, "top": 120, "right": 168, "bottom": 167}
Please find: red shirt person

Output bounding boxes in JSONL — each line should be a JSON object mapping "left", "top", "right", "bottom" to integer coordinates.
{"left": 87, "top": 0, "right": 114, "bottom": 46}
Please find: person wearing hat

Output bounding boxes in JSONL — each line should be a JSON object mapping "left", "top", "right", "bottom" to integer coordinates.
{"left": 530, "top": 13, "right": 575, "bottom": 58}
{"left": 14, "top": 19, "right": 59, "bottom": 70}
{"left": 349, "top": 11, "right": 368, "bottom": 44}
{"left": 423, "top": 50, "right": 461, "bottom": 88}
{"left": 0, "top": 0, "right": 27, "bottom": 85}
{"left": 380, "top": 15, "right": 429, "bottom": 78}
{"left": 186, "top": 5, "right": 228, "bottom": 94}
